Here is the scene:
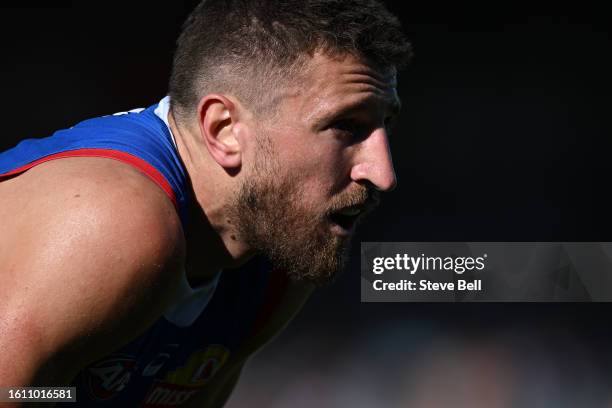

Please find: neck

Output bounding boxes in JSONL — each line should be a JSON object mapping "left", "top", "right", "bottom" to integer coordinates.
{"left": 168, "top": 110, "right": 255, "bottom": 285}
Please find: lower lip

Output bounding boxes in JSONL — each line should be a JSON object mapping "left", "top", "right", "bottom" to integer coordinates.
{"left": 329, "top": 219, "right": 355, "bottom": 237}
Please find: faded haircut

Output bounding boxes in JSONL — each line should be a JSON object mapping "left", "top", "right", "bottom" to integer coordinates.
{"left": 169, "top": 0, "right": 412, "bottom": 121}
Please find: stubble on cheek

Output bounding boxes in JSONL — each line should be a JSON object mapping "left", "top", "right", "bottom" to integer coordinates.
{"left": 229, "top": 155, "right": 352, "bottom": 286}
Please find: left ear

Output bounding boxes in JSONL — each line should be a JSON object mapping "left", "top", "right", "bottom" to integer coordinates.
{"left": 196, "top": 94, "right": 244, "bottom": 170}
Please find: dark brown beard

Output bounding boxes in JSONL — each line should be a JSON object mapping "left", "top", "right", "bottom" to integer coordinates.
{"left": 228, "top": 135, "right": 379, "bottom": 285}
{"left": 231, "top": 172, "right": 348, "bottom": 286}
{"left": 227, "top": 141, "right": 345, "bottom": 284}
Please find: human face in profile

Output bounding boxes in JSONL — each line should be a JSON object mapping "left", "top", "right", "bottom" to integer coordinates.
{"left": 233, "top": 52, "right": 400, "bottom": 284}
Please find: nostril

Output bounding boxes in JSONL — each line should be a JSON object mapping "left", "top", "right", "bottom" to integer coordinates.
{"left": 386, "top": 172, "right": 398, "bottom": 192}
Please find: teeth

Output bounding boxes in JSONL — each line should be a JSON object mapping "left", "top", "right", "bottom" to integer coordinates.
{"left": 338, "top": 207, "right": 361, "bottom": 216}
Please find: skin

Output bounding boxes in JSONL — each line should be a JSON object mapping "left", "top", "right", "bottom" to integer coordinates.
{"left": 179, "top": 52, "right": 400, "bottom": 406}
{"left": 0, "top": 158, "right": 185, "bottom": 393}
{"left": 0, "top": 51, "right": 399, "bottom": 407}
{"left": 173, "top": 51, "right": 399, "bottom": 286}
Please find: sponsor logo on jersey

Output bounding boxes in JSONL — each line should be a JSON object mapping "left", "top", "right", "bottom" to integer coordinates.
{"left": 142, "top": 344, "right": 179, "bottom": 377}
{"left": 141, "top": 381, "right": 200, "bottom": 407}
{"left": 142, "top": 345, "right": 230, "bottom": 407}
{"left": 86, "top": 355, "right": 137, "bottom": 401}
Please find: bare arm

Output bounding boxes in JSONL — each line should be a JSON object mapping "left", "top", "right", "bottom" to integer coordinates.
{"left": 0, "top": 158, "right": 185, "bottom": 388}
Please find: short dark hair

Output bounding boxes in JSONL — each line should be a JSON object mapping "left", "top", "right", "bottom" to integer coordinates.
{"left": 169, "top": 0, "right": 412, "bottom": 121}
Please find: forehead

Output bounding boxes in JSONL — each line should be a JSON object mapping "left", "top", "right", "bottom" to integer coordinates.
{"left": 283, "top": 52, "right": 400, "bottom": 122}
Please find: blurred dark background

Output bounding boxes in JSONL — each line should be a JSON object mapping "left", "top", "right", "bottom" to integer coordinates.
{"left": 2, "top": 2, "right": 611, "bottom": 406}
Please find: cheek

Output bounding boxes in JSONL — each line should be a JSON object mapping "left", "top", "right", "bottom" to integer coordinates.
{"left": 284, "top": 139, "right": 350, "bottom": 181}
{"left": 309, "top": 146, "right": 353, "bottom": 196}
{"left": 273, "top": 128, "right": 353, "bottom": 203}
{"left": 287, "top": 155, "right": 352, "bottom": 213}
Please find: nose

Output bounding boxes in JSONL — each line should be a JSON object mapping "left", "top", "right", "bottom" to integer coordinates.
{"left": 350, "top": 128, "right": 397, "bottom": 192}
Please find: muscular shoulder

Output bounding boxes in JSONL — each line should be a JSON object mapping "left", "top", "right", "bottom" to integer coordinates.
{"left": 1, "top": 155, "right": 186, "bottom": 304}
{"left": 0, "top": 157, "right": 186, "bottom": 385}
{"left": 2, "top": 155, "right": 184, "bottom": 256}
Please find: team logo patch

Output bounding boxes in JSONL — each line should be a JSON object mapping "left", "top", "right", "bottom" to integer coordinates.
{"left": 85, "top": 354, "right": 137, "bottom": 401}
{"left": 142, "top": 345, "right": 231, "bottom": 407}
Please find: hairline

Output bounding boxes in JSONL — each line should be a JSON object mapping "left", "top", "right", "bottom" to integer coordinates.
{"left": 171, "top": 48, "right": 398, "bottom": 126}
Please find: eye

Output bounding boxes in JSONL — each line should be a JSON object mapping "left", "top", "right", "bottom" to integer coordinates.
{"left": 330, "top": 119, "right": 356, "bottom": 133}
{"left": 327, "top": 119, "right": 367, "bottom": 143}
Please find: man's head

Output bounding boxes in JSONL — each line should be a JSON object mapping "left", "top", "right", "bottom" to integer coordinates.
{"left": 169, "top": 0, "right": 411, "bottom": 285}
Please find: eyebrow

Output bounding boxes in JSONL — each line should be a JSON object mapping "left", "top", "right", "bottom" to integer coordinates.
{"left": 315, "top": 94, "right": 402, "bottom": 128}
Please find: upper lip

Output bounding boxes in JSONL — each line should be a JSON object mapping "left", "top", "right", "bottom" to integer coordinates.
{"left": 328, "top": 189, "right": 381, "bottom": 218}
{"left": 337, "top": 206, "right": 363, "bottom": 216}
{"left": 333, "top": 199, "right": 379, "bottom": 217}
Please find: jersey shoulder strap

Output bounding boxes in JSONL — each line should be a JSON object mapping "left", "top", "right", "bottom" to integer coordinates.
{"left": 0, "top": 99, "right": 190, "bottom": 225}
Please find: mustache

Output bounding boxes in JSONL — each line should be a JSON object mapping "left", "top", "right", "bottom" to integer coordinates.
{"left": 326, "top": 185, "right": 381, "bottom": 215}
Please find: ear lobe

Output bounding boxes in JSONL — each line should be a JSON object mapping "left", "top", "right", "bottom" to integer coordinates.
{"left": 197, "top": 95, "right": 243, "bottom": 170}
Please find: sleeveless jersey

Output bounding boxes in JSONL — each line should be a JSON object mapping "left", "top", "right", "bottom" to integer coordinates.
{"left": 0, "top": 98, "right": 288, "bottom": 407}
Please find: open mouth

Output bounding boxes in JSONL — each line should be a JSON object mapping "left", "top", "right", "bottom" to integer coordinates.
{"left": 328, "top": 205, "right": 364, "bottom": 233}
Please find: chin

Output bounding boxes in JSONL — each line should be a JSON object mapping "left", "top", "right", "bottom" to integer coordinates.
{"left": 282, "top": 231, "right": 351, "bottom": 287}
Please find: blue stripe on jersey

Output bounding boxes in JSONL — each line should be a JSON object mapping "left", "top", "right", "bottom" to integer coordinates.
{"left": 0, "top": 103, "right": 190, "bottom": 225}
